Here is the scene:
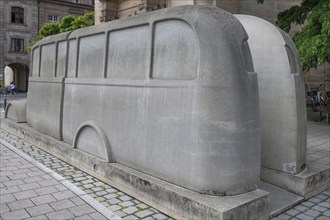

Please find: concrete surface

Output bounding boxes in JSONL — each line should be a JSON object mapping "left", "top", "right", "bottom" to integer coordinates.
{"left": 0, "top": 118, "right": 270, "bottom": 219}
{"left": 29, "top": 5, "right": 261, "bottom": 196}
{"left": 235, "top": 15, "right": 307, "bottom": 176}
{"left": 5, "top": 100, "right": 27, "bottom": 123}
{"left": 1, "top": 116, "right": 328, "bottom": 220}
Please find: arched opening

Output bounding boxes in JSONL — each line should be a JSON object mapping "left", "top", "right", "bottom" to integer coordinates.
{"left": 4, "top": 63, "right": 29, "bottom": 93}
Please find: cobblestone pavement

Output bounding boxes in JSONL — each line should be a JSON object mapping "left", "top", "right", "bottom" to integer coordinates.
{"left": 0, "top": 130, "right": 172, "bottom": 220}
{"left": 272, "top": 190, "right": 330, "bottom": 220}
{"left": 0, "top": 141, "right": 118, "bottom": 220}
{"left": 1, "top": 121, "right": 329, "bottom": 220}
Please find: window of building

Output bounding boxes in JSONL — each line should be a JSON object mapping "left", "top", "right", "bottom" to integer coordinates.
{"left": 11, "top": 7, "right": 24, "bottom": 24}
{"left": 10, "top": 38, "right": 24, "bottom": 52}
{"left": 49, "top": 15, "right": 59, "bottom": 23}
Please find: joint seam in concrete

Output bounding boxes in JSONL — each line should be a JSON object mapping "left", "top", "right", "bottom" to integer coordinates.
{"left": 0, "top": 138, "right": 122, "bottom": 220}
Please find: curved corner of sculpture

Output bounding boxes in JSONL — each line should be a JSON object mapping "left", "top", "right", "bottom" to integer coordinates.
{"left": 5, "top": 100, "right": 27, "bottom": 123}
{"left": 73, "top": 120, "right": 114, "bottom": 163}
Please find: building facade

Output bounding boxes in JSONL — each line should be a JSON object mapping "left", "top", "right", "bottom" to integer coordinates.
{"left": 0, "top": 0, "right": 94, "bottom": 92}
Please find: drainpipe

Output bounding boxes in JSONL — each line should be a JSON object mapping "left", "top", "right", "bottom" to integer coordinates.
{"left": 37, "top": 0, "right": 40, "bottom": 32}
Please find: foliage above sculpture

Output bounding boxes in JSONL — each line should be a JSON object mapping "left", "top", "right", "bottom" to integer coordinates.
{"left": 27, "top": 12, "right": 94, "bottom": 51}
{"left": 259, "top": 0, "right": 330, "bottom": 70}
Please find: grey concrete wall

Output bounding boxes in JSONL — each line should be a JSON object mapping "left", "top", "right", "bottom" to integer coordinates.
{"left": 30, "top": 5, "right": 261, "bottom": 196}
{"left": 236, "top": 15, "right": 307, "bottom": 175}
{"left": 27, "top": 32, "right": 71, "bottom": 140}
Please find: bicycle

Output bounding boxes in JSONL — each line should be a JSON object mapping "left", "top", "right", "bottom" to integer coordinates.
{"left": 306, "top": 84, "right": 327, "bottom": 112}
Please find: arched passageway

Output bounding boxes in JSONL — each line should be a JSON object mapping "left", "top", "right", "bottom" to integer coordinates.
{"left": 4, "top": 63, "right": 29, "bottom": 93}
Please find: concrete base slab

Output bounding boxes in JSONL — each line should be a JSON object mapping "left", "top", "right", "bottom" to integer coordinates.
{"left": 258, "top": 181, "right": 303, "bottom": 217}
{"left": 1, "top": 119, "right": 270, "bottom": 220}
{"left": 261, "top": 164, "right": 330, "bottom": 199}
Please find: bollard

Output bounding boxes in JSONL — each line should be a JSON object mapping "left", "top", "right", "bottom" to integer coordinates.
{"left": 3, "top": 92, "right": 6, "bottom": 110}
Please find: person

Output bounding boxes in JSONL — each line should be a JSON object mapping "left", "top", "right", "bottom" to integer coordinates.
{"left": 10, "top": 82, "right": 16, "bottom": 95}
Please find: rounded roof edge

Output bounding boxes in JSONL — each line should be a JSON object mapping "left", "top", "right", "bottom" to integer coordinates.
{"left": 235, "top": 14, "right": 286, "bottom": 45}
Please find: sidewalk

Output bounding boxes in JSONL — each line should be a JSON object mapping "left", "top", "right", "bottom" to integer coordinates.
{"left": 0, "top": 129, "right": 172, "bottom": 220}
{"left": 1, "top": 140, "right": 120, "bottom": 220}
{"left": 1, "top": 121, "right": 329, "bottom": 219}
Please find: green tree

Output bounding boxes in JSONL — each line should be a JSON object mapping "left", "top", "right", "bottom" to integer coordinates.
{"left": 259, "top": 0, "right": 330, "bottom": 71}
{"left": 28, "top": 12, "right": 94, "bottom": 51}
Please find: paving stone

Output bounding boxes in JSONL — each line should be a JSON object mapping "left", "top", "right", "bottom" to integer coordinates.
{"left": 119, "top": 201, "right": 135, "bottom": 208}
{"left": 24, "top": 176, "right": 44, "bottom": 183}
{"left": 55, "top": 184, "right": 67, "bottom": 191}
{"left": 18, "top": 182, "right": 41, "bottom": 191}
{"left": 1, "top": 209, "right": 31, "bottom": 220}
{"left": 95, "top": 191, "right": 108, "bottom": 197}
{"left": 106, "top": 188, "right": 118, "bottom": 193}
{"left": 137, "top": 203, "right": 148, "bottom": 210}
{"left": 123, "top": 206, "right": 138, "bottom": 214}
{"left": 30, "top": 194, "right": 57, "bottom": 206}
{"left": 26, "top": 214, "right": 49, "bottom": 220}
{"left": 316, "top": 216, "right": 329, "bottom": 220}
{"left": 95, "top": 197, "right": 106, "bottom": 202}
{"left": 315, "top": 194, "right": 328, "bottom": 200}
{"left": 72, "top": 173, "right": 84, "bottom": 178}
{"left": 301, "top": 201, "right": 315, "bottom": 208}
{"left": 93, "top": 182, "right": 104, "bottom": 187}
{"left": 26, "top": 203, "right": 54, "bottom": 217}
{"left": 70, "top": 197, "right": 86, "bottom": 206}
{"left": 1, "top": 194, "right": 16, "bottom": 203}
{"left": 35, "top": 186, "right": 58, "bottom": 195}
{"left": 312, "top": 205, "right": 328, "bottom": 212}
{"left": 123, "top": 215, "right": 139, "bottom": 220}
{"left": 75, "top": 214, "right": 93, "bottom": 220}
{"left": 104, "top": 194, "right": 117, "bottom": 200}
{"left": 7, "top": 198, "right": 35, "bottom": 211}
{"left": 38, "top": 179, "right": 59, "bottom": 187}
{"left": 294, "top": 205, "right": 309, "bottom": 212}
{"left": 0, "top": 204, "right": 10, "bottom": 214}
{"left": 46, "top": 209, "right": 75, "bottom": 220}
{"left": 83, "top": 184, "right": 95, "bottom": 189}
{"left": 323, "top": 210, "right": 330, "bottom": 217}
{"left": 296, "top": 213, "right": 314, "bottom": 220}
{"left": 0, "top": 186, "right": 21, "bottom": 195}
{"left": 13, "top": 168, "right": 32, "bottom": 175}
{"left": 119, "top": 195, "right": 132, "bottom": 201}
{"left": 100, "top": 202, "right": 110, "bottom": 208}
{"left": 153, "top": 213, "right": 168, "bottom": 220}
{"left": 109, "top": 205, "right": 122, "bottom": 212}
{"left": 74, "top": 176, "right": 87, "bottom": 181}
{"left": 89, "top": 212, "right": 108, "bottom": 220}
{"left": 3, "top": 179, "right": 25, "bottom": 187}
{"left": 318, "top": 201, "right": 330, "bottom": 208}
{"left": 91, "top": 186, "right": 103, "bottom": 192}
{"left": 115, "top": 210, "right": 127, "bottom": 217}
{"left": 49, "top": 199, "right": 75, "bottom": 210}
{"left": 305, "top": 209, "right": 321, "bottom": 218}
{"left": 135, "top": 209, "right": 154, "bottom": 218}
{"left": 69, "top": 204, "right": 96, "bottom": 217}
{"left": 13, "top": 189, "right": 38, "bottom": 200}
{"left": 276, "top": 213, "right": 291, "bottom": 220}
{"left": 52, "top": 190, "right": 76, "bottom": 200}
{"left": 108, "top": 198, "right": 121, "bottom": 205}
{"left": 81, "top": 179, "right": 94, "bottom": 185}
{"left": 285, "top": 208, "right": 300, "bottom": 216}
{"left": 322, "top": 190, "right": 330, "bottom": 196}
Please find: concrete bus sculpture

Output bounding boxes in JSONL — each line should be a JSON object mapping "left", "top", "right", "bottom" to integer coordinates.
{"left": 235, "top": 15, "right": 307, "bottom": 175}
{"left": 235, "top": 15, "right": 328, "bottom": 198}
{"left": 24, "top": 6, "right": 261, "bottom": 196}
